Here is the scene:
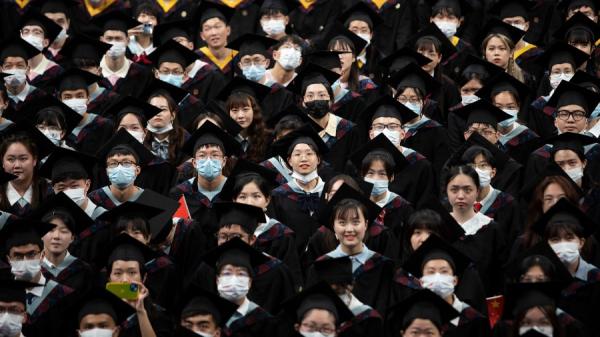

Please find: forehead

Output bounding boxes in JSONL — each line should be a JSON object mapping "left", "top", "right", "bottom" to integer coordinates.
{"left": 558, "top": 104, "right": 585, "bottom": 112}
{"left": 111, "top": 259, "right": 141, "bottom": 270}
{"left": 203, "top": 17, "right": 226, "bottom": 28}
{"left": 2, "top": 56, "right": 28, "bottom": 65}
{"left": 423, "top": 258, "right": 453, "bottom": 270}
{"left": 158, "top": 62, "right": 184, "bottom": 70}
{"left": 305, "top": 83, "right": 328, "bottom": 93}
{"left": 348, "top": 20, "right": 370, "bottom": 28}
{"left": 291, "top": 143, "right": 313, "bottom": 152}
{"left": 10, "top": 243, "right": 41, "bottom": 254}
{"left": 107, "top": 153, "right": 136, "bottom": 161}
{"left": 80, "top": 313, "right": 116, "bottom": 326}
{"left": 195, "top": 144, "right": 223, "bottom": 154}
{"left": 449, "top": 174, "right": 476, "bottom": 186}
{"left": 0, "top": 301, "right": 25, "bottom": 309}
{"left": 219, "top": 264, "right": 249, "bottom": 273}
{"left": 22, "top": 24, "right": 44, "bottom": 32}
{"left": 103, "top": 30, "right": 126, "bottom": 38}
{"left": 372, "top": 116, "right": 401, "bottom": 124}
{"left": 554, "top": 149, "right": 580, "bottom": 160}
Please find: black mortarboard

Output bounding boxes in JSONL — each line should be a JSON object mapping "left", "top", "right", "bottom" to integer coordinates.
{"left": 36, "top": 0, "right": 78, "bottom": 14}
{"left": 92, "top": 10, "right": 140, "bottom": 34}
{"left": 95, "top": 128, "right": 155, "bottom": 166}
{"left": 425, "top": 0, "right": 470, "bottom": 16}
{"left": 216, "top": 76, "right": 271, "bottom": 103}
{"left": 152, "top": 19, "right": 192, "bottom": 46}
{"left": 281, "top": 281, "right": 354, "bottom": 325}
{"left": 140, "top": 78, "right": 190, "bottom": 106}
{"left": 227, "top": 33, "right": 277, "bottom": 58}
{"left": 38, "top": 147, "right": 96, "bottom": 183}
{"left": 306, "top": 51, "right": 343, "bottom": 71}
{"left": 97, "top": 201, "right": 164, "bottom": 235}
{"left": 547, "top": 132, "right": 597, "bottom": 158}
{"left": 28, "top": 192, "right": 94, "bottom": 235}
{"left": 403, "top": 234, "right": 470, "bottom": 278}
{"left": 545, "top": 79, "right": 600, "bottom": 114}
{"left": 77, "top": 288, "right": 135, "bottom": 325}
{"left": 570, "top": 70, "right": 600, "bottom": 93}
{"left": 455, "top": 54, "right": 504, "bottom": 87}
{"left": 451, "top": 132, "right": 510, "bottom": 170}
{"left": 20, "top": 9, "right": 62, "bottom": 43}
{"left": 379, "top": 47, "right": 433, "bottom": 76}
{"left": 489, "top": 0, "right": 535, "bottom": 20}
{"left": 361, "top": 94, "right": 419, "bottom": 125}
{"left": 350, "top": 133, "right": 410, "bottom": 173}
{"left": 532, "top": 198, "right": 596, "bottom": 238}
{"left": 195, "top": 2, "right": 235, "bottom": 26}
{"left": 9, "top": 95, "right": 82, "bottom": 136}
{"left": 105, "top": 234, "right": 159, "bottom": 271}
{"left": 53, "top": 67, "right": 102, "bottom": 93}
{"left": 182, "top": 120, "right": 242, "bottom": 157}
{"left": 0, "top": 122, "right": 57, "bottom": 159}
{"left": 316, "top": 21, "right": 367, "bottom": 53}
{"left": 0, "top": 171, "right": 17, "bottom": 186}
{"left": 453, "top": 97, "right": 512, "bottom": 126}
{"left": 387, "top": 62, "right": 440, "bottom": 95}
{"left": 387, "top": 289, "right": 459, "bottom": 334}
{"left": 505, "top": 241, "right": 573, "bottom": 284}
{"left": 103, "top": 95, "right": 162, "bottom": 123}
{"left": 340, "top": 1, "right": 383, "bottom": 30}
{"left": 148, "top": 39, "right": 199, "bottom": 67}
{"left": 503, "top": 282, "right": 563, "bottom": 319}
{"left": 553, "top": 12, "right": 600, "bottom": 41}
{"left": 257, "top": 0, "right": 297, "bottom": 14}
{"left": 518, "top": 161, "right": 583, "bottom": 200}
{"left": 537, "top": 41, "right": 589, "bottom": 69}
{"left": 202, "top": 237, "right": 269, "bottom": 275}
{"left": 179, "top": 285, "right": 238, "bottom": 325}
{"left": 213, "top": 201, "right": 266, "bottom": 235}
{"left": 481, "top": 17, "right": 527, "bottom": 44}
{"left": 474, "top": 71, "right": 531, "bottom": 101}
{"left": 0, "top": 279, "right": 39, "bottom": 304}
{"left": 219, "top": 158, "right": 279, "bottom": 201}
{"left": 557, "top": 0, "right": 599, "bottom": 12}
{"left": 312, "top": 256, "right": 353, "bottom": 285}
{"left": 0, "top": 219, "right": 55, "bottom": 252}
{"left": 272, "top": 123, "right": 329, "bottom": 160}
{"left": 265, "top": 103, "right": 315, "bottom": 129}
{"left": 0, "top": 36, "right": 40, "bottom": 62}
{"left": 318, "top": 183, "right": 382, "bottom": 229}
{"left": 57, "top": 34, "right": 111, "bottom": 64}
{"left": 134, "top": 189, "right": 180, "bottom": 243}
{"left": 408, "top": 23, "right": 458, "bottom": 62}
{"left": 417, "top": 197, "right": 466, "bottom": 242}
{"left": 202, "top": 99, "right": 244, "bottom": 136}
{"left": 286, "top": 63, "right": 341, "bottom": 95}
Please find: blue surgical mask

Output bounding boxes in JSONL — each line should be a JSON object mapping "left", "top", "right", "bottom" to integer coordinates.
{"left": 196, "top": 158, "right": 222, "bottom": 181}
{"left": 332, "top": 80, "right": 349, "bottom": 102}
{"left": 498, "top": 109, "right": 518, "bottom": 128}
{"left": 403, "top": 102, "right": 422, "bottom": 115}
{"left": 159, "top": 73, "right": 184, "bottom": 87}
{"left": 242, "top": 64, "right": 267, "bottom": 82}
{"left": 591, "top": 103, "right": 600, "bottom": 119}
{"left": 364, "top": 177, "right": 389, "bottom": 196}
{"left": 107, "top": 165, "right": 137, "bottom": 189}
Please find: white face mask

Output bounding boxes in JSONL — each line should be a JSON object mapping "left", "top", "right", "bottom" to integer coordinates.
{"left": 146, "top": 122, "right": 174, "bottom": 135}
{"left": 40, "top": 128, "right": 61, "bottom": 145}
{"left": 356, "top": 33, "right": 371, "bottom": 46}
{"left": 3, "top": 69, "right": 27, "bottom": 88}
{"left": 0, "top": 312, "right": 23, "bottom": 337}
{"left": 64, "top": 187, "right": 86, "bottom": 207}
{"left": 292, "top": 170, "right": 319, "bottom": 184}
{"left": 475, "top": 167, "right": 492, "bottom": 188}
{"left": 217, "top": 275, "right": 250, "bottom": 302}
{"left": 301, "top": 332, "right": 334, "bottom": 337}
{"left": 374, "top": 128, "right": 401, "bottom": 146}
{"left": 63, "top": 98, "right": 88, "bottom": 115}
{"left": 22, "top": 34, "right": 45, "bottom": 51}
{"left": 54, "top": 28, "right": 68, "bottom": 43}
{"left": 10, "top": 259, "right": 41, "bottom": 281}
{"left": 194, "top": 331, "right": 214, "bottom": 337}
{"left": 127, "top": 129, "right": 145, "bottom": 143}
{"left": 364, "top": 177, "right": 389, "bottom": 196}
{"left": 549, "top": 72, "right": 574, "bottom": 89}
{"left": 511, "top": 23, "right": 527, "bottom": 32}
{"left": 565, "top": 166, "right": 584, "bottom": 183}
{"left": 107, "top": 41, "right": 127, "bottom": 59}
{"left": 550, "top": 241, "right": 580, "bottom": 264}
{"left": 461, "top": 95, "right": 479, "bottom": 106}
{"left": 433, "top": 20, "right": 457, "bottom": 38}
{"left": 79, "top": 328, "right": 115, "bottom": 337}
{"left": 519, "top": 326, "right": 553, "bottom": 337}
{"left": 420, "top": 273, "right": 455, "bottom": 298}
{"left": 278, "top": 47, "right": 302, "bottom": 70}
{"left": 261, "top": 19, "right": 286, "bottom": 35}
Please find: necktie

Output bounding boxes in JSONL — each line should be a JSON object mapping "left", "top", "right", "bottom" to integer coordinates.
{"left": 474, "top": 202, "right": 482, "bottom": 213}
{"left": 26, "top": 292, "right": 35, "bottom": 306}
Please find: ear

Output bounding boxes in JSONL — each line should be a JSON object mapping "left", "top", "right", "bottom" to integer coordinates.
{"left": 43, "top": 38, "right": 50, "bottom": 48}
{"left": 113, "top": 327, "right": 120, "bottom": 337}
{"left": 265, "top": 59, "right": 271, "bottom": 68}
{"left": 221, "top": 156, "right": 228, "bottom": 168}
{"left": 284, "top": 16, "right": 290, "bottom": 25}
{"left": 134, "top": 165, "right": 141, "bottom": 176}
{"left": 452, "top": 275, "right": 458, "bottom": 287}
{"left": 249, "top": 234, "right": 257, "bottom": 246}
{"left": 490, "top": 167, "right": 497, "bottom": 179}
{"left": 582, "top": 159, "right": 587, "bottom": 169}
{"left": 524, "top": 22, "right": 530, "bottom": 31}
{"left": 294, "top": 323, "right": 300, "bottom": 332}
{"left": 578, "top": 237, "right": 586, "bottom": 250}
{"left": 463, "top": 132, "right": 469, "bottom": 140}
{"left": 225, "top": 26, "right": 231, "bottom": 37}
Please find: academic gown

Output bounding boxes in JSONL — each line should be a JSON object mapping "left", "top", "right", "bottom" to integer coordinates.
{"left": 1, "top": 179, "right": 53, "bottom": 218}
{"left": 225, "top": 0, "right": 261, "bottom": 43}
{"left": 88, "top": 185, "right": 145, "bottom": 210}
{"left": 98, "top": 62, "right": 153, "bottom": 98}
{"left": 442, "top": 36, "right": 477, "bottom": 82}
{"left": 89, "top": 86, "right": 121, "bottom": 117}
{"left": 289, "top": 0, "right": 340, "bottom": 41}
{"left": 259, "top": 84, "right": 296, "bottom": 122}
{"left": 224, "top": 301, "right": 276, "bottom": 337}
{"left": 338, "top": 295, "right": 384, "bottom": 337}
{"left": 332, "top": 90, "right": 368, "bottom": 123}
{"left": 196, "top": 48, "right": 237, "bottom": 80}
{"left": 491, "top": 309, "right": 588, "bottom": 337}
{"left": 430, "top": 73, "right": 462, "bottom": 126}
{"left": 41, "top": 253, "right": 95, "bottom": 297}
{"left": 119, "top": 299, "right": 174, "bottom": 337}
{"left": 22, "top": 279, "right": 77, "bottom": 337}
{"left": 363, "top": 0, "right": 414, "bottom": 57}
{"left": 182, "top": 62, "right": 228, "bottom": 104}
{"left": 498, "top": 123, "right": 542, "bottom": 165}
{"left": 0, "top": 1, "right": 33, "bottom": 40}
{"left": 7, "top": 85, "right": 47, "bottom": 112}
{"left": 28, "top": 61, "right": 63, "bottom": 93}
{"left": 167, "top": 218, "right": 212, "bottom": 283}
{"left": 558, "top": 268, "right": 600, "bottom": 337}
{"left": 144, "top": 253, "right": 180, "bottom": 313}
{"left": 64, "top": 114, "right": 114, "bottom": 156}
{"left": 479, "top": 188, "right": 522, "bottom": 245}
{"left": 320, "top": 114, "right": 359, "bottom": 173}
{"left": 143, "top": 0, "right": 198, "bottom": 22}
{"left": 379, "top": 192, "right": 414, "bottom": 245}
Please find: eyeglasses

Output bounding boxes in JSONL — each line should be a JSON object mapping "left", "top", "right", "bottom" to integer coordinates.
{"left": 240, "top": 58, "right": 267, "bottom": 67}
{"left": 371, "top": 123, "right": 402, "bottom": 132}
{"left": 158, "top": 69, "right": 184, "bottom": 76}
{"left": 556, "top": 110, "right": 586, "bottom": 121}
{"left": 196, "top": 153, "right": 224, "bottom": 161}
{"left": 396, "top": 96, "right": 421, "bottom": 105}
{"left": 106, "top": 160, "right": 137, "bottom": 169}
{"left": 9, "top": 251, "right": 40, "bottom": 261}
{"left": 300, "top": 323, "right": 336, "bottom": 335}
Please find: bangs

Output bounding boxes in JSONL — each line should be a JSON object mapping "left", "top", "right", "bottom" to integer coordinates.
{"left": 226, "top": 92, "right": 253, "bottom": 110}
{"left": 545, "top": 221, "right": 584, "bottom": 240}
{"left": 567, "top": 28, "right": 594, "bottom": 45}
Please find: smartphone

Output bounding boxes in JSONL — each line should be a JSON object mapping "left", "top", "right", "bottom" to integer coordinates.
{"left": 106, "top": 282, "right": 139, "bottom": 300}
{"left": 142, "top": 23, "right": 153, "bottom": 35}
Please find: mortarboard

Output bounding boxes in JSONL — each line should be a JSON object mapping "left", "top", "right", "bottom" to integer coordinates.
{"left": 257, "top": 0, "right": 298, "bottom": 14}
{"left": 57, "top": 34, "right": 111, "bottom": 65}
{"left": 104, "top": 233, "right": 159, "bottom": 271}
{"left": 531, "top": 198, "right": 596, "bottom": 238}
{"left": 280, "top": 281, "right": 354, "bottom": 325}
{"left": 38, "top": 147, "right": 97, "bottom": 183}
{"left": 95, "top": 128, "right": 155, "bottom": 166}
{"left": 350, "top": 133, "right": 410, "bottom": 173}
{"left": 339, "top": 1, "right": 383, "bottom": 30}
{"left": 0, "top": 122, "right": 57, "bottom": 159}
{"left": 455, "top": 54, "right": 504, "bottom": 87}
{"left": 489, "top": 0, "right": 535, "bottom": 20}
{"left": 0, "top": 36, "right": 40, "bottom": 62}
{"left": 503, "top": 282, "right": 563, "bottom": 319}
{"left": 272, "top": 123, "right": 329, "bottom": 160}
{"left": 202, "top": 237, "right": 269, "bottom": 276}
{"left": 102, "top": 95, "right": 162, "bottom": 123}
{"left": 195, "top": 2, "right": 235, "bottom": 26}
{"left": 218, "top": 158, "right": 279, "bottom": 201}
{"left": 553, "top": 12, "right": 600, "bottom": 41}
{"left": 179, "top": 285, "right": 238, "bottom": 326}
{"left": 453, "top": 98, "right": 512, "bottom": 126}
{"left": 0, "top": 278, "right": 40, "bottom": 304}
{"left": 536, "top": 41, "right": 589, "bottom": 70}
{"left": 505, "top": 241, "right": 573, "bottom": 284}
{"left": 481, "top": 17, "right": 527, "bottom": 44}
{"left": 286, "top": 63, "right": 340, "bottom": 96}
{"left": 182, "top": 120, "right": 242, "bottom": 158}
{"left": 148, "top": 39, "right": 199, "bottom": 68}
{"left": 545, "top": 79, "right": 600, "bottom": 114}
{"left": 387, "top": 62, "right": 440, "bottom": 95}
{"left": 379, "top": 47, "right": 433, "bottom": 76}
{"left": 152, "top": 19, "right": 192, "bottom": 46}
{"left": 387, "top": 289, "right": 459, "bottom": 334}
{"left": 28, "top": 192, "right": 94, "bottom": 236}
{"left": 20, "top": 9, "right": 62, "bottom": 43}
{"left": 306, "top": 50, "right": 343, "bottom": 71}
{"left": 0, "top": 219, "right": 55, "bottom": 253}
{"left": 9, "top": 95, "right": 82, "bottom": 136}
{"left": 474, "top": 71, "right": 531, "bottom": 101}
{"left": 227, "top": 33, "right": 277, "bottom": 58}
{"left": 311, "top": 256, "right": 353, "bottom": 285}
{"left": 92, "top": 10, "right": 140, "bottom": 34}
{"left": 408, "top": 23, "right": 458, "bottom": 62}
{"left": 403, "top": 234, "right": 470, "bottom": 278}
{"left": 547, "top": 132, "right": 597, "bottom": 158}
{"left": 216, "top": 77, "right": 271, "bottom": 103}
{"left": 77, "top": 287, "right": 135, "bottom": 326}
{"left": 213, "top": 201, "right": 266, "bottom": 234}
{"left": 317, "top": 183, "right": 382, "bottom": 229}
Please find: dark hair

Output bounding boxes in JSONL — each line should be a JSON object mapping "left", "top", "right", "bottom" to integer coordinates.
{"left": 273, "top": 114, "right": 303, "bottom": 139}
{"left": 491, "top": 89, "right": 521, "bottom": 110}
{"left": 147, "top": 90, "right": 187, "bottom": 165}
{"left": 231, "top": 173, "right": 271, "bottom": 200}
{"left": 512, "top": 305, "right": 564, "bottom": 337}
{"left": 360, "top": 150, "right": 395, "bottom": 179}
{"left": 516, "top": 255, "right": 557, "bottom": 283}
{"left": 461, "top": 146, "right": 497, "bottom": 169}
{"left": 35, "top": 107, "right": 68, "bottom": 132}
{"left": 261, "top": 8, "right": 287, "bottom": 17}
{"left": 225, "top": 92, "right": 268, "bottom": 162}
{"left": 415, "top": 36, "right": 442, "bottom": 58}
{"left": 394, "top": 86, "right": 425, "bottom": 101}
{"left": 401, "top": 209, "right": 444, "bottom": 262}
{"left": 115, "top": 110, "right": 148, "bottom": 132}
{"left": 273, "top": 34, "right": 305, "bottom": 52}
{"left": 193, "top": 112, "right": 225, "bottom": 130}
{"left": 41, "top": 208, "right": 76, "bottom": 235}
{"left": 328, "top": 36, "right": 360, "bottom": 92}
{"left": 72, "top": 58, "right": 100, "bottom": 68}
{"left": 444, "top": 165, "right": 480, "bottom": 191}
{"left": 431, "top": 6, "right": 461, "bottom": 18}
{"left": 324, "top": 174, "right": 360, "bottom": 195}
{"left": 134, "top": 3, "right": 159, "bottom": 20}
{"left": 567, "top": 28, "right": 595, "bottom": 46}
{"left": 114, "top": 217, "right": 151, "bottom": 241}
{"left": 106, "top": 145, "right": 139, "bottom": 164}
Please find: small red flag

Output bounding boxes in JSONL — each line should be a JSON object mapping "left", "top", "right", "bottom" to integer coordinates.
{"left": 173, "top": 196, "right": 191, "bottom": 220}
{"left": 486, "top": 295, "right": 504, "bottom": 329}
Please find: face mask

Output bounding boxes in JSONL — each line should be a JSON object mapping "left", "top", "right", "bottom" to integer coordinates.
{"left": 420, "top": 273, "right": 455, "bottom": 298}
{"left": 433, "top": 20, "right": 457, "bottom": 38}
{"left": 498, "top": 109, "right": 518, "bottom": 128}
{"left": 549, "top": 73, "right": 573, "bottom": 89}
{"left": 64, "top": 187, "right": 86, "bottom": 207}
{"left": 374, "top": 128, "right": 401, "bottom": 146}
{"left": 403, "top": 102, "right": 422, "bottom": 115}
{"left": 304, "top": 100, "right": 330, "bottom": 119}
{"left": 10, "top": 259, "right": 41, "bottom": 281}
{"left": 364, "top": 177, "right": 389, "bottom": 196}
{"left": 292, "top": 170, "right": 319, "bottom": 184}
{"left": 519, "top": 326, "right": 553, "bottom": 337}
{"left": 278, "top": 47, "right": 302, "bottom": 70}
{"left": 158, "top": 73, "right": 184, "bottom": 87}
{"left": 79, "top": 328, "right": 115, "bottom": 337}
{"left": 63, "top": 98, "right": 88, "bottom": 115}
{"left": 591, "top": 103, "right": 600, "bottom": 119}
{"left": 194, "top": 331, "right": 214, "bottom": 337}
{"left": 565, "top": 166, "right": 584, "bottom": 183}
{"left": 107, "top": 165, "right": 137, "bottom": 189}
{"left": 301, "top": 332, "right": 334, "bottom": 337}
{"left": 3, "top": 69, "right": 27, "bottom": 88}
{"left": 195, "top": 158, "right": 222, "bottom": 181}
{"left": 356, "top": 33, "right": 371, "bottom": 46}
{"left": 242, "top": 64, "right": 267, "bottom": 82}
{"left": 22, "top": 34, "right": 44, "bottom": 51}
{"left": 40, "top": 128, "right": 61, "bottom": 145}
{"left": 54, "top": 28, "right": 68, "bottom": 43}
{"left": 0, "top": 312, "right": 23, "bottom": 337}
{"left": 261, "top": 19, "right": 286, "bottom": 35}
{"left": 475, "top": 167, "right": 492, "bottom": 188}
{"left": 217, "top": 275, "right": 250, "bottom": 302}
{"left": 461, "top": 95, "right": 479, "bottom": 106}
{"left": 146, "top": 122, "right": 173, "bottom": 135}
{"left": 107, "top": 42, "right": 127, "bottom": 59}
{"left": 551, "top": 241, "right": 580, "bottom": 264}
{"left": 127, "top": 129, "right": 145, "bottom": 143}
{"left": 511, "top": 23, "right": 527, "bottom": 32}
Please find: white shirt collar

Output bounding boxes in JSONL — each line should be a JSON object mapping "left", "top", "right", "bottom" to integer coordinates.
{"left": 188, "top": 59, "right": 209, "bottom": 79}
{"left": 29, "top": 55, "right": 51, "bottom": 77}
{"left": 8, "top": 83, "right": 32, "bottom": 103}
{"left": 26, "top": 273, "right": 46, "bottom": 298}
{"left": 458, "top": 212, "right": 492, "bottom": 236}
{"left": 588, "top": 120, "right": 600, "bottom": 138}
{"left": 450, "top": 295, "right": 466, "bottom": 326}
{"left": 100, "top": 56, "right": 132, "bottom": 79}
{"left": 6, "top": 182, "right": 33, "bottom": 206}
{"left": 236, "top": 297, "right": 251, "bottom": 316}
{"left": 42, "top": 251, "right": 71, "bottom": 269}
{"left": 479, "top": 187, "right": 495, "bottom": 205}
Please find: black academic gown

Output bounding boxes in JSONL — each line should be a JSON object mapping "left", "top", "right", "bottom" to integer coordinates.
{"left": 119, "top": 299, "right": 174, "bottom": 337}
{"left": 22, "top": 278, "right": 78, "bottom": 337}
{"left": 99, "top": 62, "right": 153, "bottom": 98}
{"left": 64, "top": 114, "right": 115, "bottom": 156}
{"left": 41, "top": 254, "right": 95, "bottom": 297}
{"left": 182, "top": 63, "right": 228, "bottom": 105}
{"left": 363, "top": 0, "right": 414, "bottom": 57}
{"left": 320, "top": 114, "right": 360, "bottom": 173}
{"left": 289, "top": 0, "right": 340, "bottom": 41}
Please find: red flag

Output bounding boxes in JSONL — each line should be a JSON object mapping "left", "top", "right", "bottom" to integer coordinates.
{"left": 173, "top": 196, "right": 191, "bottom": 220}
{"left": 486, "top": 295, "right": 504, "bottom": 329}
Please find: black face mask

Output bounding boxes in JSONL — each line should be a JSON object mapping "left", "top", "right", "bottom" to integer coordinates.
{"left": 304, "top": 100, "right": 330, "bottom": 118}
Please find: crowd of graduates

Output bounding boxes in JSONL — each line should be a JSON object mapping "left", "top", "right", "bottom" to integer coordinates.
{"left": 2, "top": 0, "right": 600, "bottom": 336}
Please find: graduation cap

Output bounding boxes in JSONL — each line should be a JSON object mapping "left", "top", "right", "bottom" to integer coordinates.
{"left": 216, "top": 76, "right": 271, "bottom": 103}
{"left": 481, "top": 17, "right": 527, "bottom": 44}
{"left": 316, "top": 21, "right": 368, "bottom": 53}
{"left": 570, "top": 69, "right": 600, "bottom": 92}
{"left": 518, "top": 161, "right": 583, "bottom": 201}
{"left": 286, "top": 63, "right": 341, "bottom": 95}
{"left": 213, "top": 201, "right": 266, "bottom": 235}
{"left": 339, "top": 1, "right": 383, "bottom": 31}
{"left": 103, "top": 95, "right": 162, "bottom": 123}
{"left": 76, "top": 287, "right": 135, "bottom": 326}
{"left": 545, "top": 79, "right": 600, "bottom": 114}
{"left": 27, "top": 192, "right": 94, "bottom": 236}
{"left": 387, "top": 289, "right": 459, "bottom": 334}
{"left": 403, "top": 234, "right": 470, "bottom": 278}
{"left": 265, "top": 103, "right": 314, "bottom": 129}
{"left": 451, "top": 132, "right": 510, "bottom": 170}
{"left": 553, "top": 12, "right": 600, "bottom": 41}
{"left": 140, "top": 78, "right": 190, "bottom": 107}
{"left": 182, "top": 120, "right": 242, "bottom": 158}
{"left": 387, "top": 62, "right": 440, "bottom": 95}
{"left": 536, "top": 41, "right": 589, "bottom": 70}
{"left": 104, "top": 233, "right": 159, "bottom": 271}
{"left": 455, "top": 54, "right": 504, "bottom": 87}
{"left": 306, "top": 51, "right": 343, "bottom": 71}
{"left": 0, "top": 36, "right": 40, "bottom": 62}
{"left": 0, "top": 219, "right": 55, "bottom": 253}
{"left": 489, "top": 0, "right": 535, "bottom": 20}
{"left": 0, "top": 122, "right": 57, "bottom": 159}
{"left": 38, "top": 147, "right": 97, "bottom": 183}
{"left": 361, "top": 94, "right": 419, "bottom": 125}
{"left": 317, "top": 183, "right": 382, "bottom": 229}
{"left": 219, "top": 158, "right": 279, "bottom": 201}
{"left": 280, "top": 281, "right": 354, "bottom": 325}
{"left": 531, "top": 198, "right": 596, "bottom": 238}
{"left": 98, "top": 200, "right": 163, "bottom": 224}
{"left": 503, "top": 282, "right": 563, "bottom": 319}
{"left": 19, "top": 9, "right": 63, "bottom": 43}
{"left": 417, "top": 197, "right": 466, "bottom": 242}
{"left": 51, "top": 67, "right": 102, "bottom": 93}
{"left": 505, "top": 241, "right": 573, "bottom": 284}
{"left": 0, "top": 171, "right": 17, "bottom": 186}
{"left": 379, "top": 47, "right": 433, "bottom": 76}
{"left": 195, "top": 2, "right": 235, "bottom": 26}
{"left": 256, "top": 0, "right": 297, "bottom": 14}
{"left": 557, "top": 0, "right": 599, "bottom": 12}
{"left": 152, "top": 19, "right": 192, "bottom": 46}
{"left": 453, "top": 96, "right": 512, "bottom": 126}
{"left": 148, "top": 39, "right": 199, "bottom": 68}
{"left": 424, "top": 0, "right": 471, "bottom": 15}
{"left": 179, "top": 285, "right": 238, "bottom": 326}
{"left": 311, "top": 256, "right": 353, "bottom": 285}
{"left": 408, "top": 23, "right": 458, "bottom": 62}
{"left": 92, "top": 10, "right": 141, "bottom": 34}
{"left": 0, "top": 278, "right": 40, "bottom": 305}
{"left": 547, "top": 132, "right": 597, "bottom": 159}
{"left": 202, "top": 99, "right": 244, "bottom": 136}
{"left": 350, "top": 133, "right": 410, "bottom": 174}
{"left": 58, "top": 34, "right": 112, "bottom": 64}
{"left": 95, "top": 128, "right": 155, "bottom": 166}
{"left": 272, "top": 123, "right": 329, "bottom": 160}
{"left": 227, "top": 33, "right": 277, "bottom": 58}
{"left": 474, "top": 71, "right": 530, "bottom": 101}
{"left": 134, "top": 189, "right": 180, "bottom": 243}
{"left": 8, "top": 95, "right": 82, "bottom": 135}
{"left": 202, "top": 237, "right": 269, "bottom": 276}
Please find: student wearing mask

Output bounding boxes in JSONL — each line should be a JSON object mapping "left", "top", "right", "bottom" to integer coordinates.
{"left": 257, "top": 0, "right": 295, "bottom": 40}
{"left": 127, "top": 3, "right": 158, "bottom": 64}
{"left": 265, "top": 35, "right": 304, "bottom": 87}
{"left": 0, "top": 279, "right": 38, "bottom": 337}
{"left": 553, "top": 12, "right": 600, "bottom": 76}
{"left": 39, "top": 0, "right": 73, "bottom": 61}
{"left": 75, "top": 288, "right": 135, "bottom": 337}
